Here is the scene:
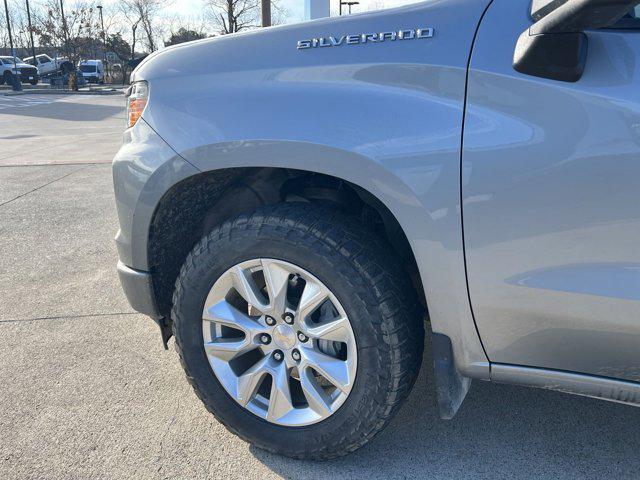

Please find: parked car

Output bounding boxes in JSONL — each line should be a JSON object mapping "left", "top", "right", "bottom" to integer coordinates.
{"left": 0, "top": 56, "right": 39, "bottom": 85}
{"left": 113, "top": 0, "right": 640, "bottom": 460}
{"left": 78, "top": 60, "right": 104, "bottom": 84}
{"left": 23, "top": 54, "right": 73, "bottom": 77}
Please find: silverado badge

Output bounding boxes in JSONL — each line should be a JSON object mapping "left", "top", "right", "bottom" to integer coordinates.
{"left": 297, "top": 28, "right": 434, "bottom": 50}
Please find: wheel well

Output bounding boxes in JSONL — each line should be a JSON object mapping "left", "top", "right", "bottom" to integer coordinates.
{"left": 148, "top": 167, "right": 426, "bottom": 320}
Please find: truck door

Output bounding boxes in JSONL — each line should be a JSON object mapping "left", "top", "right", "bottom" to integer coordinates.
{"left": 462, "top": 0, "right": 640, "bottom": 381}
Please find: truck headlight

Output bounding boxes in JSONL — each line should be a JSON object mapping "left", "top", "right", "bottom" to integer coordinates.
{"left": 126, "top": 81, "right": 148, "bottom": 129}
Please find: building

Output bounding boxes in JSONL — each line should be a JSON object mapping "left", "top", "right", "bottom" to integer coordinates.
{"left": 305, "top": 0, "right": 330, "bottom": 20}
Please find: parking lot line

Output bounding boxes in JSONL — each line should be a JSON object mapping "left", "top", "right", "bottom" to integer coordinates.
{"left": 0, "top": 95, "right": 60, "bottom": 110}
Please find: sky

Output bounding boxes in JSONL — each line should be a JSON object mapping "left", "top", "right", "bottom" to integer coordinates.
{"left": 94, "top": 0, "right": 427, "bottom": 46}
{"left": 149, "top": 0, "right": 425, "bottom": 26}
{"left": 285, "top": 0, "right": 425, "bottom": 22}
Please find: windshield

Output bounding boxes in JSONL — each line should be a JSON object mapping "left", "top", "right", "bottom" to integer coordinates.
{"left": 80, "top": 65, "right": 97, "bottom": 72}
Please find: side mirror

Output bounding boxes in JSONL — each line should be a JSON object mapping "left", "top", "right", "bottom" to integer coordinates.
{"left": 514, "top": 0, "right": 640, "bottom": 82}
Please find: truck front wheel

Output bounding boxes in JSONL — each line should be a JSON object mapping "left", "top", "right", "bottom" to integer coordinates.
{"left": 171, "top": 203, "right": 424, "bottom": 459}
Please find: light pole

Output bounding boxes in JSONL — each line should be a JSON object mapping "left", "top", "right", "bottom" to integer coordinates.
{"left": 261, "top": 0, "right": 271, "bottom": 27}
{"left": 96, "top": 5, "right": 108, "bottom": 80}
{"left": 339, "top": 0, "right": 359, "bottom": 15}
{"left": 3, "top": 0, "right": 21, "bottom": 91}
{"left": 25, "top": 0, "right": 36, "bottom": 66}
{"left": 59, "top": 0, "right": 69, "bottom": 57}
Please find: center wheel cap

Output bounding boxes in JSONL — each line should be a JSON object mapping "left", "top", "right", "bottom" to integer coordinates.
{"left": 272, "top": 324, "right": 297, "bottom": 349}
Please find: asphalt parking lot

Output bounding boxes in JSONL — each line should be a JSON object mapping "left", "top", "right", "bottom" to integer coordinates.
{"left": 1, "top": 94, "right": 639, "bottom": 480}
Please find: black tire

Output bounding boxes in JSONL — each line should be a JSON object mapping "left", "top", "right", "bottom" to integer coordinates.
{"left": 0, "top": 77, "right": 4, "bottom": 85}
{"left": 30, "top": 79, "right": 38, "bottom": 85}
{"left": 172, "top": 203, "right": 424, "bottom": 459}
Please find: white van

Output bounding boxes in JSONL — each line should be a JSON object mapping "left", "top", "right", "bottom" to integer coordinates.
{"left": 78, "top": 60, "right": 105, "bottom": 84}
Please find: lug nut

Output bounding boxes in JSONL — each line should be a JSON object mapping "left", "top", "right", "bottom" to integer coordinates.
{"left": 260, "top": 334, "right": 271, "bottom": 345}
{"left": 283, "top": 312, "right": 295, "bottom": 325}
{"left": 273, "top": 350, "right": 284, "bottom": 362}
{"left": 265, "top": 316, "right": 276, "bottom": 326}
{"left": 292, "top": 349, "right": 301, "bottom": 362}
{"left": 297, "top": 332, "right": 308, "bottom": 342}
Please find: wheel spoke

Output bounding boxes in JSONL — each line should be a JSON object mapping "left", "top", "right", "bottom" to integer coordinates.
{"left": 261, "top": 259, "right": 291, "bottom": 313}
{"left": 204, "top": 300, "right": 264, "bottom": 337}
{"left": 299, "top": 367, "right": 333, "bottom": 417}
{"left": 236, "top": 356, "right": 270, "bottom": 406}
{"left": 267, "top": 362, "right": 294, "bottom": 421}
{"left": 204, "top": 338, "right": 252, "bottom": 361}
{"left": 302, "top": 349, "right": 352, "bottom": 393}
{"left": 305, "top": 316, "right": 351, "bottom": 343}
{"left": 231, "top": 265, "right": 269, "bottom": 311}
{"left": 297, "top": 280, "right": 328, "bottom": 320}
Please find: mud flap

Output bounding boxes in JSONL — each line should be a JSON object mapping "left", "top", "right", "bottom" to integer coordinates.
{"left": 432, "top": 333, "right": 471, "bottom": 419}
{"left": 157, "top": 317, "right": 173, "bottom": 350}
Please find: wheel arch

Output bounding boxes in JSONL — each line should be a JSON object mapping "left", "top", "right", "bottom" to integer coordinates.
{"left": 147, "top": 164, "right": 426, "bottom": 324}
{"left": 142, "top": 139, "right": 488, "bottom": 386}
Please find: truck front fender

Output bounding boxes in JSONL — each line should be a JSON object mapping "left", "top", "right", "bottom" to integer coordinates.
{"left": 136, "top": 0, "right": 493, "bottom": 406}
{"left": 174, "top": 137, "right": 489, "bottom": 383}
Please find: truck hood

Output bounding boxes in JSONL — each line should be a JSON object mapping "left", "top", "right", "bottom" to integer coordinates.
{"left": 132, "top": 1, "right": 441, "bottom": 82}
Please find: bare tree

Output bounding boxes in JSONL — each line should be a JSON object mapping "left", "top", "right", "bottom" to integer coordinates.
{"left": 119, "top": 0, "right": 168, "bottom": 52}
{"left": 0, "top": 11, "right": 7, "bottom": 51}
{"left": 96, "top": 3, "right": 124, "bottom": 46}
{"left": 32, "top": 1, "right": 101, "bottom": 63}
{"left": 204, "top": 0, "right": 284, "bottom": 35}
{"left": 164, "top": 13, "right": 208, "bottom": 46}
{"left": 0, "top": 0, "right": 39, "bottom": 54}
{"left": 164, "top": 27, "right": 207, "bottom": 46}
{"left": 116, "top": 5, "right": 140, "bottom": 58}
{"left": 6, "top": 1, "right": 27, "bottom": 51}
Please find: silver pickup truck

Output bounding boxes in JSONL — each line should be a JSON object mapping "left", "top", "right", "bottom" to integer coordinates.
{"left": 113, "top": 0, "right": 640, "bottom": 459}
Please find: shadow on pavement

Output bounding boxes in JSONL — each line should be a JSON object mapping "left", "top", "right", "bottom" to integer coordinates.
{"left": 2, "top": 101, "right": 122, "bottom": 122}
{"left": 251, "top": 351, "right": 640, "bottom": 479}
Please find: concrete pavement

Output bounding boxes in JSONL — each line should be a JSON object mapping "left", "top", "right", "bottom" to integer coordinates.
{"left": 0, "top": 99, "right": 639, "bottom": 480}
{"left": 0, "top": 95, "right": 124, "bottom": 166}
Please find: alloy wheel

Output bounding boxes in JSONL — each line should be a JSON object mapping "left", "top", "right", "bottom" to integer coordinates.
{"left": 202, "top": 258, "right": 357, "bottom": 426}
